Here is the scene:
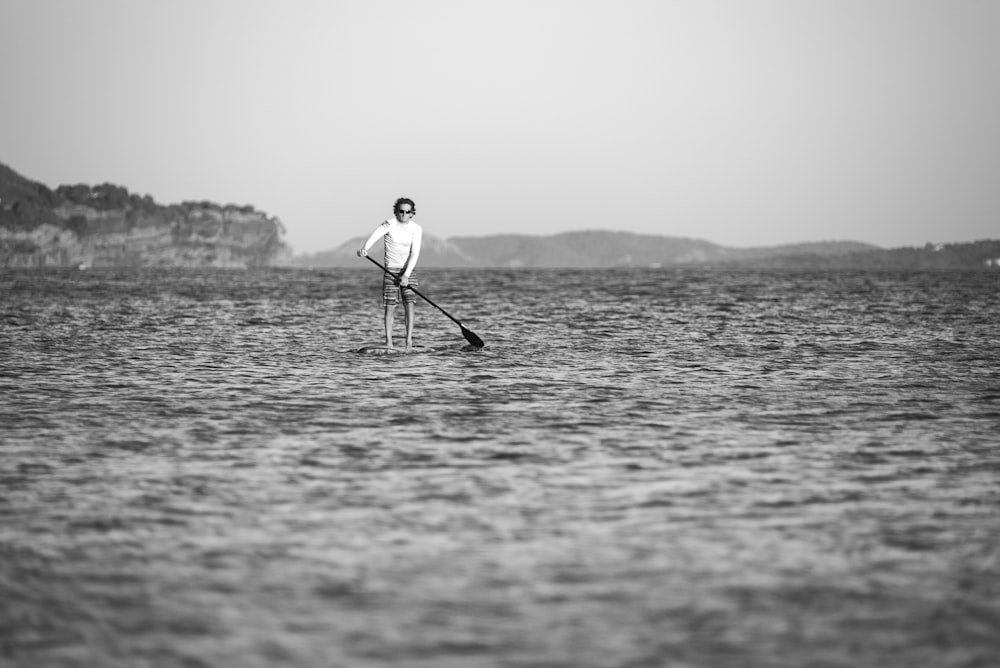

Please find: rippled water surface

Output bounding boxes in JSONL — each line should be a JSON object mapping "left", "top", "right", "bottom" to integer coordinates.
{"left": 2, "top": 267, "right": 999, "bottom": 667}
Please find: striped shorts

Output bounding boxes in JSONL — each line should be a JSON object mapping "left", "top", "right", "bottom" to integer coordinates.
{"left": 382, "top": 268, "right": 418, "bottom": 306}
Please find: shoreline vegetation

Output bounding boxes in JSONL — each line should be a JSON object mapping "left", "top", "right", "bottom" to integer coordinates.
{"left": 1, "top": 162, "right": 289, "bottom": 269}
{"left": 3, "top": 161, "right": 998, "bottom": 270}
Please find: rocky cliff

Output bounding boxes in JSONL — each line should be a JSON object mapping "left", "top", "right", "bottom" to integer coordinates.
{"left": 0, "top": 162, "right": 289, "bottom": 268}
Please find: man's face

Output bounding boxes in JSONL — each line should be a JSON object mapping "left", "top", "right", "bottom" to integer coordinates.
{"left": 395, "top": 204, "right": 414, "bottom": 222}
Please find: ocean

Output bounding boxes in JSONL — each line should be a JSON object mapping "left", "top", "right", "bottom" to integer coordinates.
{"left": 2, "top": 266, "right": 999, "bottom": 668}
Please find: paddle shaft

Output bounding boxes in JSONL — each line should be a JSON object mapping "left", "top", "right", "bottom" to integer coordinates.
{"left": 364, "top": 255, "right": 484, "bottom": 347}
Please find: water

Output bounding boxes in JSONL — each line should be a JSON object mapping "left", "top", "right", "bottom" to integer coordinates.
{"left": 2, "top": 267, "right": 999, "bottom": 668}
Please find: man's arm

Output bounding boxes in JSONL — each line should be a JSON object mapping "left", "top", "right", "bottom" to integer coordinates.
{"left": 401, "top": 226, "right": 422, "bottom": 280}
{"left": 357, "top": 220, "right": 392, "bottom": 256}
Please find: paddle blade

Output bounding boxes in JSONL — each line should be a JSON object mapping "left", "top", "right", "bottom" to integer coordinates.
{"left": 461, "top": 325, "right": 485, "bottom": 349}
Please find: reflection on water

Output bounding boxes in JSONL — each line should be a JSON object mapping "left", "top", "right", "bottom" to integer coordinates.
{"left": 2, "top": 267, "right": 999, "bottom": 667}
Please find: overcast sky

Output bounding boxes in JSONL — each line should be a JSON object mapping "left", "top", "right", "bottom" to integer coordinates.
{"left": 2, "top": 0, "right": 997, "bottom": 252}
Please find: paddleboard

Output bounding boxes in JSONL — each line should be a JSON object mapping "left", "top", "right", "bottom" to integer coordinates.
{"left": 354, "top": 343, "right": 482, "bottom": 355}
{"left": 356, "top": 345, "right": 429, "bottom": 356}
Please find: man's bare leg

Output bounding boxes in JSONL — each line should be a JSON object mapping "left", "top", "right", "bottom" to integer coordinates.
{"left": 403, "top": 301, "right": 415, "bottom": 349}
{"left": 384, "top": 304, "right": 395, "bottom": 347}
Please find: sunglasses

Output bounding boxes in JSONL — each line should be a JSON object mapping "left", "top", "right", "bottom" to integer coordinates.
{"left": 396, "top": 209, "right": 414, "bottom": 215}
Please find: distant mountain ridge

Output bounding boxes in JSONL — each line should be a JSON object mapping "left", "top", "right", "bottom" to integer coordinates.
{"left": 4, "top": 160, "right": 996, "bottom": 270}
{"left": 287, "top": 230, "right": 1000, "bottom": 270}
{"left": 287, "top": 231, "right": 882, "bottom": 268}
{"left": 0, "top": 162, "right": 289, "bottom": 268}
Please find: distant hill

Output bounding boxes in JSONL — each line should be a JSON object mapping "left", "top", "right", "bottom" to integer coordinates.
{"left": 716, "top": 239, "right": 1000, "bottom": 271}
{"left": 0, "top": 162, "right": 289, "bottom": 268}
{"left": 287, "top": 229, "right": 1000, "bottom": 271}
{"left": 5, "top": 159, "right": 996, "bottom": 271}
{"left": 285, "top": 230, "right": 885, "bottom": 269}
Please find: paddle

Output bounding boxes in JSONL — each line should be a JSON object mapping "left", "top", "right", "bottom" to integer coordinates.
{"left": 364, "top": 255, "right": 485, "bottom": 349}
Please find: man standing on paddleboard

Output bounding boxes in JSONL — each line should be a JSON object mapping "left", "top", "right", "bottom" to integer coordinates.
{"left": 357, "top": 198, "right": 423, "bottom": 350}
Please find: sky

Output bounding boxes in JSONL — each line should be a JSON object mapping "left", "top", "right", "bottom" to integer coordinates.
{"left": 2, "top": 0, "right": 998, "bottom": 253}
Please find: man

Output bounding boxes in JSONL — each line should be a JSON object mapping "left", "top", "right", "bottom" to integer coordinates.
{"left": 357, "top": 197, "right": 423, "bottom": 349}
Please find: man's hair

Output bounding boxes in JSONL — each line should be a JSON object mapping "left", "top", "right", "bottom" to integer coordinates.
{"left": 393, "top": 197, "right": 416, "bottom": 214}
